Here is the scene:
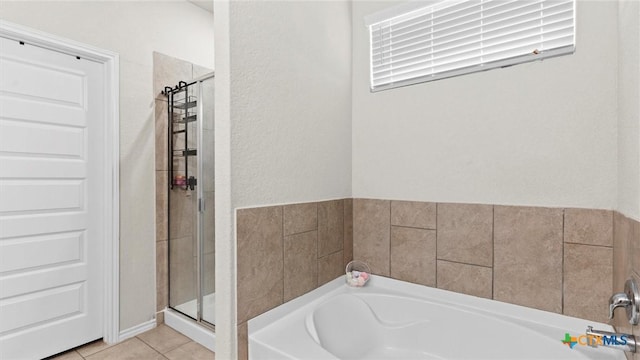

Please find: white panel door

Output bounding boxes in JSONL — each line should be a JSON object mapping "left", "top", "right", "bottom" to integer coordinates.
{"left": 0, "top": 36, "right": 105, "bottom": 359}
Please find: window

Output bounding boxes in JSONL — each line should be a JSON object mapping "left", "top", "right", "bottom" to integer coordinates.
{"left": 366, "top": 0, "right": 575, "bottom": 92}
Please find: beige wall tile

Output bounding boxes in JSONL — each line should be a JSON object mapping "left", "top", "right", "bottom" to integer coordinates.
{"left": 238, "top": 322, "right": 248, "bottom": 360}
{"left": 318, "top": 200, "right": 344, "bottom": 257}
{"left": 437, "top": 260, "right": 492, "bottom": 299}
{"left": 318, "top": 250, "right": 344, "bottom": 286}
{"left": 343, "top": 198, "right": 354, "bottom": 267}
{"left": 168, "top": 189, "right": 195, "bottom": 239}
{"left": 564, "top": 208, "right": 613, "bottom": 246}
{"left": 156, "top": 171, "right": 168, "bottom": 242}
{"left": 155, "top": 100, "right": 168, "bottom": 172}
{"left": 156, "top": 240, "right": 168, "bottom": 311}
{"left": 156, "top": 311, "right": 164, "bottom": 326}
{"left": 284, "top": 231, "right": 318, "bottom": 302}
{"left": 613, "top": 212, "right": 633, "bottom": 334}
{"left": 390, "top": 200, "right": 436, "bottom": 229}
{"left": 494, "top": 206, "right": 563, "bottom": 313}
{"left": 203, "top": 191, "right": 215, "bottom": 254}
{"left": 153, "top": 52, "right": 193, "bottom": 101}
{"left": 202, "top": 129, "right": 215, "bottom": 193}
{"left": 192, "top": 64, "right": 213, "bottom": 79}
{"left": 237, "top": 206, "right": 284, "bottom": 324}
{"left": 353, "top": 199, "right": 391, "bottom": 276}
{"left": 283, "top": 202, "right": 317, "bottom": 236}
{"left": 169, "top": 235, "right": 197, "bottom": 307}
{"left": 203, "top": 251, "right": 215, "bottom": 295}
{"left": 437, "top": 203, "right": 493, "bottom": 267}
{"left": 563, "top": 243, "right": 612, "bottom": 323}
{"left": 390, "top": 226, "right": 436, "bottom": 286}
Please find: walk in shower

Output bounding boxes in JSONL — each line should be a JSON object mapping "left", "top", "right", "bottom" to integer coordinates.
{"left": 164, "top": 73, "right": 215, "bottom": 335}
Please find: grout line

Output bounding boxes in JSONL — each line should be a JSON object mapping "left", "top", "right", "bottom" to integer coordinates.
{"left": 563, "top": 241, "right": 614, "bottom": 249}
{"left": 436, "top": 258, "right": 493, "bottom": 269}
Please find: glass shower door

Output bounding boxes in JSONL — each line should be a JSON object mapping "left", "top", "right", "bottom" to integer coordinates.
{"left": 167, "top": 74, "right": 215, "bottom": 327}
{"left": 199, "top": 76, "right": 215, "bottom": 325}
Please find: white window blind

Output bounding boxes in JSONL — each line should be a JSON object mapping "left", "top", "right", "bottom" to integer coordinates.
{"left": 368, "top": 0, "right": 575, "bottom": 92}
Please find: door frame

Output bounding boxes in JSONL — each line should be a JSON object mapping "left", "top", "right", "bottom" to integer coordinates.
{"left": 0, "top": 20, "right": 121, "bottom": 344}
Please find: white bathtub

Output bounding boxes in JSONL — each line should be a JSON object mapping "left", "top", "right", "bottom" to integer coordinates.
{"left": 248, "top": 276, "right": 627, "bottom": 359}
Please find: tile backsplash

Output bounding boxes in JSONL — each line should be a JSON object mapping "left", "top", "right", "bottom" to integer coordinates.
{"left": 353, "top": 199, "right": 616, "bottom": 323}
{"left": 235, "top": 199, "right": 353, "bottom": 359}
{"left": 237, "top": 197, "right": 639, "bottom": 359}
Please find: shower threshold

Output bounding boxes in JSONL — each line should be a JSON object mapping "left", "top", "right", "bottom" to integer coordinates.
{"left": 165, "top": 293, "right": 216, "bottom": 352}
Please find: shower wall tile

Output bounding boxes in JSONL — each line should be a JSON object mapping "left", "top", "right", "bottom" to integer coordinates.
{"left": 437, "top": 260, "right": 492, "bottom": 299}
{"left": 168, "top": 235, "right": 197, "bottom": 307}
{"left": 437, "top": 203, "right": 493, "bottom": 267}
{"left": 237, "top": 322, "right": 248, "bottom": 360}
{"left": 203, "top": 191, "right": 215, "bottom": 254}
{"left": 153, "top": 52, "right": 193, "bottom": 100}
{"left": 343, "top": 198, "right": 354, "bottom": 267}
{"left": 283, "top": 231, "right": 318, "bottom": 302}
{"left": 202, "top": 129, "right": 215, "bottom": 192}
{"left": 563, "top": 243, "right": 612, "bottom": 323}
{"left": 390, "top": 200, "right": 436, "bottom": 229}
{"left": 156, "top": 171, "right": 168, "bottom": 242}
{"left": 236, "top": 206, "right": 284, "bottom": 324}
{"left": 564, "top": 208, "right": 613, "bottom": 246}
{"left": 155, "top": 100, "right": 168, "bottom": 171}
{"left": 493, "top": 206, "right": 563, "bottom": 313}
{"left": 203, "top": 251, "right": 215, "bottom": 296}
{"left": 168, "top": 189, "right": 195, "bottom": 239}
{"left": 192, "top": 64, "right": 213, "bottom": 79}
{"left": 353, "top": 199, "right": 391, "bottom": 276}
{"left": 156, "top": 240, "right": 168, "bottom": 312}
{"left": 283, "top": 203, "right": 317, "bottom": 236}
{"left": 318, "top": 250, "right": 344, "bottom": 286}
{"left": 318, "top": 200, "right": 344, "bottom": 257}
{"left": 613, "top": 212, "right": 635, "bottom": 336}
{"left": 632, "top": 219, "right": 640, "bottom": 278}
{"left": 390, "top": 226, "right": 436, "bottom": 286}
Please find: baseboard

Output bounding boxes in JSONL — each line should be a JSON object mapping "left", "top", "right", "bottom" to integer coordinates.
{"left": 118, "top": 319, "right": 156, "bottom": 342}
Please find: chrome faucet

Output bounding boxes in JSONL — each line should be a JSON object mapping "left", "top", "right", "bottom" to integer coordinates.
{"left": 609, "top": 278, "right": 639, "bottom": 325}
{"left": 586, "top": 326, "right": 636, "bottom": 353}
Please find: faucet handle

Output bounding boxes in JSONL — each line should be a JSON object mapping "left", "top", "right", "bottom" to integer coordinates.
{"left": 609, "top": 292, "right": 631, "bottom": 320}
{"left": 609, "top": 278, "right": 640, "bottom": 325}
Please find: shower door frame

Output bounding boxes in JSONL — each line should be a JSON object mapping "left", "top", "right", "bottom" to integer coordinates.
{"left": 167, "top": 73, "right": 215, "bottom": 330}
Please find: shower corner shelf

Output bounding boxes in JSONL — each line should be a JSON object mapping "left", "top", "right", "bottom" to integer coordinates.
{"left": 167, "top": 81, "right": 198, "bottom": 191}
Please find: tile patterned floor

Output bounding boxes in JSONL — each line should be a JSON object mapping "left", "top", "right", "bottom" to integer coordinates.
{"left": 46, "top": 325, "right": 215, "bottom": 360}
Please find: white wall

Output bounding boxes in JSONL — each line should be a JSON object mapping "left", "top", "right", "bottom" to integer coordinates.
{"left": 0, "top": 1, "right": 214, "bottom": 331}
{"left": 617, "top": 0, "right": 640, "bottom": 221}
{"left": 352, "top": 0, "right": 619, "bottom": 210}
{"left": 229, "top": 1, "right": 352, "bottom": 209}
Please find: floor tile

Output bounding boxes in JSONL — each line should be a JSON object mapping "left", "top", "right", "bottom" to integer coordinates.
{"left": 49, "top": 350, "right": 84, "bottom": 360}
{"left": 76, "top": 339, "right": 115, "bottom": 357}
{"left": 136, "top": 324, "right": 191, "bottom": 354}
{"left": 164, "top": 341, "right": 215, "bottom": 360}
{"left": 85, "top": 338, "right": 165, "bottom": 360}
